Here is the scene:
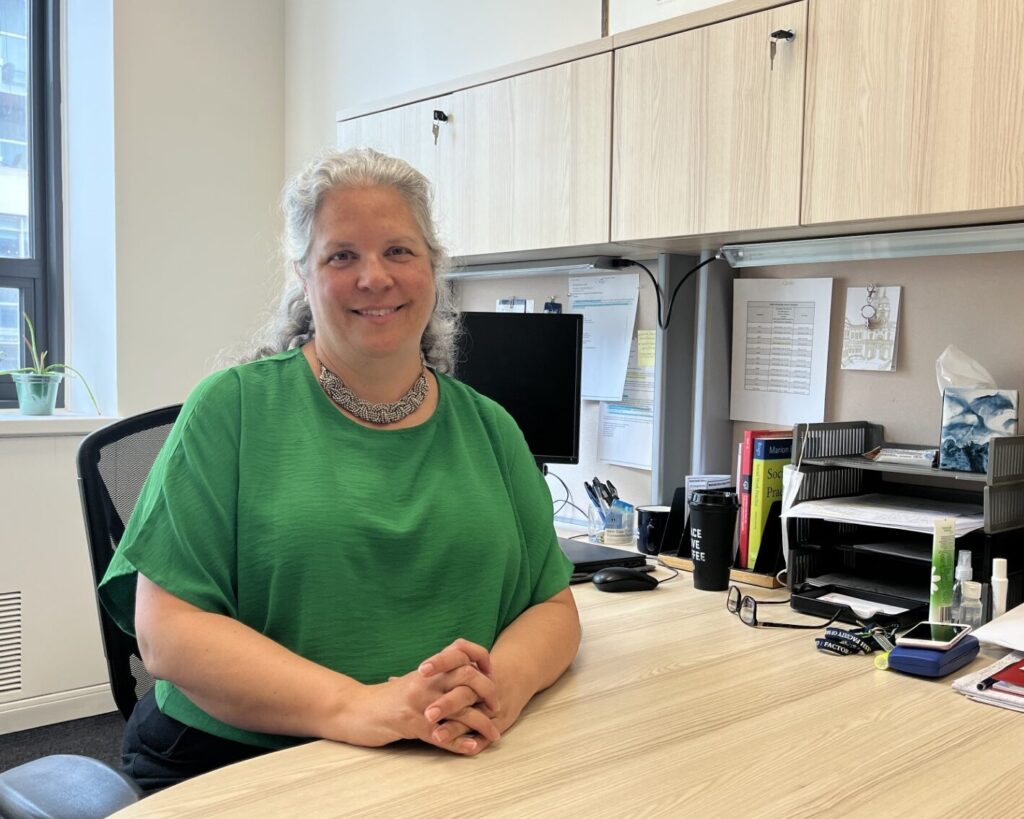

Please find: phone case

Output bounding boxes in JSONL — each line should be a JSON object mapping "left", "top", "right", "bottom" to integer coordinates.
{"left": 896, "top": 624, "right": 970, "bottom": 650}
{"left": 887, "top": 635, "right": 980, "bottom": 678}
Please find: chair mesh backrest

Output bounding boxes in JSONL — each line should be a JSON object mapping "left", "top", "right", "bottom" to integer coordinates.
{"left": 95, "top": 425, "right": 176, "bottom": 551}
{"left": 78, "top": 405, "right": 182, "bottom": 721}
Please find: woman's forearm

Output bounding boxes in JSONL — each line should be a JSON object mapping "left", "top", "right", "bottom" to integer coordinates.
{"left": 135, "top": 574, "right": 393, "bottom": 745}
{"left": 488, "top": 587, "right": 581, "bottom": 722}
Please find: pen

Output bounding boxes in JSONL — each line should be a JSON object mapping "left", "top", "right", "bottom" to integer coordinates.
{"left": 606, "top": 479, "right": 619, "bottom": 500}
{"left": 977, "top": 675, "right": 998, "bottom": 691}
{"left": 584, "top": 482, "right": 606, "bottom": 523}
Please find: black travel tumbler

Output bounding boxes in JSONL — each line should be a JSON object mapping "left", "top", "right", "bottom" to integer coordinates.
{"left": 688, "top": 489, "right": 739, "bottom": 591}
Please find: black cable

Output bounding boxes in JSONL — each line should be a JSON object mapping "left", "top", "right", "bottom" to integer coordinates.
{"left": 663, "top": 256, "right": 717, "bottom": 329}
{"left": 617, "top": 256, "right": 719, "bottom": 330}
{"left": 560, "top": 500, "right": 589, "bottom": 519}
{"left": 547, "top": 469, "right": 571, "bottom": 499}
{"left": 654, "top": 558, "right": 682, "bottom": 583}
{"left": 630, "top": 260, "right": 665, "bottom": 330}
{"left": 545, "top": 470, "right": 590, "bottom": 521}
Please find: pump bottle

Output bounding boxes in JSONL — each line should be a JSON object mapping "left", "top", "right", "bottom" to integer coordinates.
{"left": 950, "top": 550, "right": 972, "bottom": 623}
{"left": 991, "top": 558, "right": 1009, "bottom": 620}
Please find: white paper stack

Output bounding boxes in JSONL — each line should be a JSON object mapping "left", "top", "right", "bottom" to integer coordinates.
{"left": 781, "top": 492, "right": 985, "bottom": 537}
{"left": 951, "top": 651, "right": 1024, "bottom": 713}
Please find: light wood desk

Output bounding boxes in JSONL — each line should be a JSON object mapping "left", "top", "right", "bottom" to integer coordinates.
{"left": 114, "top": 572, "right": 1022, "bottom": 818}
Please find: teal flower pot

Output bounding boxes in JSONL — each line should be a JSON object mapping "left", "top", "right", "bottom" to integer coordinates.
{"left": 12, "top": 372, "right": 63, "bottom": 416}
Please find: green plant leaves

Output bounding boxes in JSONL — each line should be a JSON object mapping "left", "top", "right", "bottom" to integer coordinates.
{"left": 1, "top": 311, "right": 102, "bottom": 414}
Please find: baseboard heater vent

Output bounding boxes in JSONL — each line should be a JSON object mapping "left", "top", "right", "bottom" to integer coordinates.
{"left": 0, "top": 590, "right": 23, "bottom": 694}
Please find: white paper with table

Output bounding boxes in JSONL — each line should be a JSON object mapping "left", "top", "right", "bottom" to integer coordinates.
{"left": 730, "top": 277, "right": 832, "bottom": 425}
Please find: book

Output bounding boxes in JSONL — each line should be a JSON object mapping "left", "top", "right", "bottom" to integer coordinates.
{"left": 952, "top": 650, "right": 1024, "bottom": 714}
{"left": 992, "top": 681, "right": 1024, "bottom": 698}
{"left": 748, "top": 435, "right": 793, "bottom": 572}
{"left": 738, "top": 428, "right": 790, "bottom": 569}
{"left": 992, "top": 659, "right": 1024, "bottom": 695}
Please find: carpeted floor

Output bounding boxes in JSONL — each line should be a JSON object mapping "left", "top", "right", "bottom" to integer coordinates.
{"left": 0, "top": 712, "right": 124, "bottom": 773}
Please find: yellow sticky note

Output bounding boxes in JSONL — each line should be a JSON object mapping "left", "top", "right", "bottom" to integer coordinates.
{"left": 637, "top": 330, "right": 655, "bottom": 368}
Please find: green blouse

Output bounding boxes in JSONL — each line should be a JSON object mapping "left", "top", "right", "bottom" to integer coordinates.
{"left": 99, "top": 348, "right": 572, "bottom": 749}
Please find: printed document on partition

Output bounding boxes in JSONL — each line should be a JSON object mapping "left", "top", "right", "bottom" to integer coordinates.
{"left": 570, "top": 274, "right": 640, "bottom": 401}
{"left": 730, "top": 277, "right": 833, "bottom": 425}
{"left": 598, "top": 334, "right": 654, "bottom": 469}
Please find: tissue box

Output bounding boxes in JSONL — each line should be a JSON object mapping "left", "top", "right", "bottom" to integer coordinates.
{"left": 939, "top": 387, "right": 1019, "bottom": 473}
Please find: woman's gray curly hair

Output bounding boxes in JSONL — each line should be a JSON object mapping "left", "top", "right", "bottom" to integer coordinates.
{"left": 245, "top": 147, "right": 458, "bottom": 372}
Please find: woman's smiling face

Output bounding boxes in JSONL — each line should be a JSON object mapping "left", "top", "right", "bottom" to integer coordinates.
{"left": 303, "top": 184, "right": 435, "bottom": 366}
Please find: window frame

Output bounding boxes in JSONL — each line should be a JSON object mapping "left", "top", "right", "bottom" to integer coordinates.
{"left": 0, "top": 0, "right": 63, "bottom": 409}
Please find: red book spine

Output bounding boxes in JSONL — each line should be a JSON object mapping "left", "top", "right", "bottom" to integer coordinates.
{"left": 738, "top": 430, "right": 757, "bottom": 569}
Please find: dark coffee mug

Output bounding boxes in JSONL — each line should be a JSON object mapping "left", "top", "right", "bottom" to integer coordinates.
{"left": 636, "top": 505, "right": 671, "bottom": 555}
{"left": 688, "top": 489, "right": 739, "bottom": 591}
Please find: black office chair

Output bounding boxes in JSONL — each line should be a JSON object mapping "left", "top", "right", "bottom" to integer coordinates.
{"left": 0, "top": 405, "right": 182, "bottom": 819}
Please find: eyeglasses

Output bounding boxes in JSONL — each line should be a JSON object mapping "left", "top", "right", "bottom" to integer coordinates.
{"left": 726, "top": 585, "right": 840, "bottom": 629}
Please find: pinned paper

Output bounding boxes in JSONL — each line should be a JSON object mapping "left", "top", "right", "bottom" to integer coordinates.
{"left": 637, "top": 330, "right": 656, "bottom": 368}
{"left": 570, "top": 274, "right": 640, "bottom": 401}
{"left": 496, "top": 298, "right": 533, "bottom": 313}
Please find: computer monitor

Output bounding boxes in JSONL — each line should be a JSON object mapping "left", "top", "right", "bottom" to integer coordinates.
{"left": 454, "top": 311, "right": 583, "bottom": 467}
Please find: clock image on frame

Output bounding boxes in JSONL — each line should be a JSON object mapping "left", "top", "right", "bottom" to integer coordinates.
{"left": 841, "top": 284, "right": 901, "bottom": 371}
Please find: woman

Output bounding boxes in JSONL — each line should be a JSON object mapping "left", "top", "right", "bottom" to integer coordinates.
{"left": 99, "top": 147, "right": 581, "bottom": 793}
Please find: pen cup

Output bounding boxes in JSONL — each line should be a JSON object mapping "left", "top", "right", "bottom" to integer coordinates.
{"left": 603, "top": 505, "right": 635, "bottom": 547}
{"left": 587, "top": 504, "right": 604, "bottom": 544}
{"left": 598, "top": 505, "right": 630, "bottom": 544}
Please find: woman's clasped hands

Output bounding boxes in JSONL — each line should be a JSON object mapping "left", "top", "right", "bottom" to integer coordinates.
{"left": 417, "top": 638, "right": 503, "bottom": 755}
{"left": 363, "top": 638, "right": 503, "bottom": 756}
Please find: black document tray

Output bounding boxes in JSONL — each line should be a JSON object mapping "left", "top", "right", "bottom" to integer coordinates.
{"left": 791, "top": 583, "right": 927, "bottom": 628}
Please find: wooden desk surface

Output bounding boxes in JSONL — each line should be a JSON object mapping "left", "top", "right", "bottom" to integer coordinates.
{"left": 114, "top": 573, "right": 1023, "bottom": 818}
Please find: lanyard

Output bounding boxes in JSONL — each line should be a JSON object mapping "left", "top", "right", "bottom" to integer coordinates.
{"left": 815, "top": 625, "right": 896, "bottom": 656}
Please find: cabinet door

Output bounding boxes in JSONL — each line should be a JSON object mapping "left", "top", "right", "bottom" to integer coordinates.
{"left": 449, "top": 54, "right": 612, "bottom": 258}
{"left": 803, "top": 0, "right": 1024, "bottom": 225}
{"left": 612, "top": 2, "right": 807, "bottom": 242}
{"left": 337, "top": 96, "right": 453, "bottom": 237}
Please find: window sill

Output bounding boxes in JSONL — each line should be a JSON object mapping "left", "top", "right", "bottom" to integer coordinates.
{"left": 0, "top": 412, "right": 119, "bottom": 438}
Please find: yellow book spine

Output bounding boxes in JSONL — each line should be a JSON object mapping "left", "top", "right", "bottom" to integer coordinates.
{"left": 748, "top": 437, "right": 792, "bottom": 570}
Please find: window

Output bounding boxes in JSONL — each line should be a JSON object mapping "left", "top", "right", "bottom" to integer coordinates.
{"left": 0, "top": 0, "right": 61, "bottom": 408}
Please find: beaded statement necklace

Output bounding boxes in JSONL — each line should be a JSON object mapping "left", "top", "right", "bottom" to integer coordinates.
{"left": 317, "top": 359, "right": 428, "bottom": 425}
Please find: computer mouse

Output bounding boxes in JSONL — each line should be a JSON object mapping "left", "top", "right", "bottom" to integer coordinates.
{"left": 591, "top": 567, "right": 659, "bottom": 592}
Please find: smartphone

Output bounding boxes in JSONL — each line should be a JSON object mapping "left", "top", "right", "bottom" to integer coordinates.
{"left": 895, "top": 621, "right": 972, "bottom": 650}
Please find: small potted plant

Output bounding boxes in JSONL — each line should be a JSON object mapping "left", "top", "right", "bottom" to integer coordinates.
{"left": 0, "top": 312, "right": 100, "bottom": 416}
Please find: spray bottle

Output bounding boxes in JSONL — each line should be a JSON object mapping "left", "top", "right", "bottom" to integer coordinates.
{"left": 950, "top": 550, "right": 973, "bottom": 623}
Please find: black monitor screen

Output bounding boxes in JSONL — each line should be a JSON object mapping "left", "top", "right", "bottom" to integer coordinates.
{"left": 454, "top": 311, "right": 582, "bottom": 466}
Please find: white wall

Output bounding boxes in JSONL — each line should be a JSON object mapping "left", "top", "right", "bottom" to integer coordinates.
{"left": 0, "top": 0, "right": 287, "bottom": 734}
{"left": 609, "top": 0, "right": 732, "bottom": 34}
{"left": 114, "top": 0, "right": 286, "bottom": 415}
{"left": 66, "top": 0, "right": 116, "bottom": 416}
{"left": 284, "top": 0, "right": 601, "bottom": 172}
